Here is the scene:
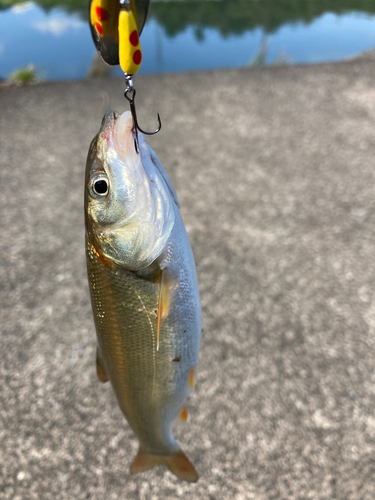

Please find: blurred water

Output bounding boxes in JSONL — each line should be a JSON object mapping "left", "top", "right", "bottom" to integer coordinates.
{"left": 1, "top": 2, "right": 375, "bottom": 81}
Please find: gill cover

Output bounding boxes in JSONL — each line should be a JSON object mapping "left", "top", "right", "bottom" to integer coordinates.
{"left": 86, "top": 110, "right": 177, "bottom": 270}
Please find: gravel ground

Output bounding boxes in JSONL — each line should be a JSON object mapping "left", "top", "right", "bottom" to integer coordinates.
{"left": 2, "top": 60, "right": 375, "bottom": 499}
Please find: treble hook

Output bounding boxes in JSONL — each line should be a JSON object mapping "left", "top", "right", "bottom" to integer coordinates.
{"left": 124, "top": 77, "right": 161, "bottom": 154}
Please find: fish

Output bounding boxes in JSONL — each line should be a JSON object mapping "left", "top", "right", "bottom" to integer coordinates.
{"left": 84, "top": 110, "right": 202, "bottom": 482}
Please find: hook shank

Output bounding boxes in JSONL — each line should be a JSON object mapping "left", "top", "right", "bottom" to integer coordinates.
{"left": 124, "top": 77, "right": 161, "bottom": 154}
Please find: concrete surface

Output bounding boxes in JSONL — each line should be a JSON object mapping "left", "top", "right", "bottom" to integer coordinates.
{"left": 2, "top": 60, "right": 375, "bottom": 499}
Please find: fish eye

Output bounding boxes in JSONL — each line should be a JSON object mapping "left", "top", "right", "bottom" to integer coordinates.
{"left": 94, "top": 179, "right": 108, "bottom": 195}
{"left": 90, "top": 175, "right": 109, "bottom": 197}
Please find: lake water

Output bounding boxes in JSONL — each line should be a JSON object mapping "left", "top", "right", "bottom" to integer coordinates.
{"left": 1, "top": 0, "right": 375, "bottom": 81}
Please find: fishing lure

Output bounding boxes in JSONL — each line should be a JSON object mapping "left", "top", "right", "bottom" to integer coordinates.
{"left": 89, "top": 0, "right": 148, "bottom": 72}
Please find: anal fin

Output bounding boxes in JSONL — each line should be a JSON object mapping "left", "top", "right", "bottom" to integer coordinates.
{"left": 179, "top": 405, "right": 188, "bottom": 422}
{"left": 96, "top": 347, "right": 108, "bottom": 383}
{"left": 173, "top": 405, "right": 188, "bottom": 427}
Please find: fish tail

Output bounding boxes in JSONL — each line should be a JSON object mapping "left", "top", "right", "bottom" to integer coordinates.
{"left": 130, "top": 445, "right": 198, "bottom": 482}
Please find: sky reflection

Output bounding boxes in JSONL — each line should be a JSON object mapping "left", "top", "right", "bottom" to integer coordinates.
{"left": 1, "top": 3, "right": 375, "bottom": 81}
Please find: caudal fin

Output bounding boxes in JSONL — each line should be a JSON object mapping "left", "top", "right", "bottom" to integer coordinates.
{"left": 130, "top": 446, "right": 198, "bottom": 482}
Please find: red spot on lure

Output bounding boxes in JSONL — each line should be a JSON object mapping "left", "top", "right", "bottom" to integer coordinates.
{"left": 129, "top": 30, "right": 139, "bottom": 47}
{"left": 95, "top": 22, "right": 103, "bottom": 35}
{"left": 133, "top": 49, "right": 142, "bottom": 65}
{"left": 96, "top": 7, "right": 109, "bottom": 21}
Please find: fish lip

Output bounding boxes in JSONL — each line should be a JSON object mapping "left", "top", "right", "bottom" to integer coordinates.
{"left": 101, "top": 110, "right": 120, "bottom": 131}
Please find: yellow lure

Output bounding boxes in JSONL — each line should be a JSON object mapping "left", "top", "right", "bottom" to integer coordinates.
{"left": 119, "top": 6, "right": 142, "bottom": 75}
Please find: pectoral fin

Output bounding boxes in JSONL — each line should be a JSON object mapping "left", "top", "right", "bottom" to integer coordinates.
{"left": 96, "top": 346, "right": 108, "bottom": 383}
{"left": 157, "top": 268, "right": 178, "bottom": 351}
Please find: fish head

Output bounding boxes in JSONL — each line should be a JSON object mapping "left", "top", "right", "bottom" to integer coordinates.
{"left": 85, "top": 110, "right": 175, "bottom": 270}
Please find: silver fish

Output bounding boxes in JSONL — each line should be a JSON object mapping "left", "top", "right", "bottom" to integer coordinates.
{"left": 85, "top": 110, "right": 202, "bottom": 482}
